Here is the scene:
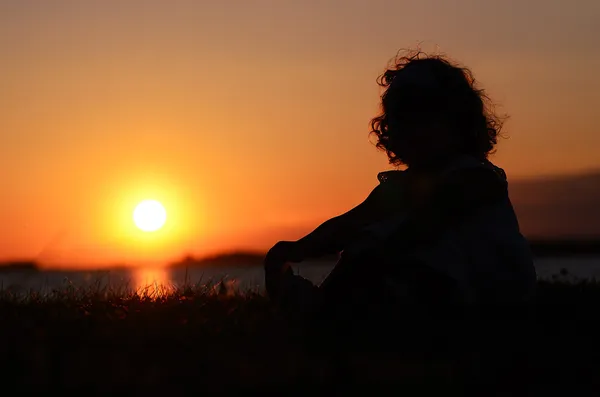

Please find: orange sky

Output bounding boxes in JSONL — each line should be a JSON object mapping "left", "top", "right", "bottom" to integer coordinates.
{"left": 1, "top": 1, "right": 599, "bottom": 267}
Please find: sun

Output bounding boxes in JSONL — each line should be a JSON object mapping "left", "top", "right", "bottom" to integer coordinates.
{"left": 133, "top": 200, "right": 167, "bottom": 232}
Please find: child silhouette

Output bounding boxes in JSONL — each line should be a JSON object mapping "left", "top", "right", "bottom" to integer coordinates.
{"left": 264, "top": 51, "right": 536, "bottom": 314}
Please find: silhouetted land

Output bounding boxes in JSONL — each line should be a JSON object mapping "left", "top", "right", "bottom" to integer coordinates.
{"left": 169, "top": 251, "right": 267, "bottom": 268}
{"left": 0, "top": 260, "right": 39, "bottom": 273}
{"left": 168, "top": 251, "right": 340, "bottom": 269}
{"left": 2, "top": 280, "right": 600, "bottom": 393}
{"left": 168, "top": 240, "right": 600, "bottom": 268}
{"left": 528, "top": 239, "right": 600, "bottom": 257}
{"left": 510, "top": 171, "right": 600, "bottom": 238}
{"left": 2, "top": 239, "right": 599, "bottom": 273}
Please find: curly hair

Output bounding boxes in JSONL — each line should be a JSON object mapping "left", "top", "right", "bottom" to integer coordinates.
{"left": 370, "top": 50, "right": 505, "bottom": 166}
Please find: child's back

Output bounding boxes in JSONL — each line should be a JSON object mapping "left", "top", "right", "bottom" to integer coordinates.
{"left": 370, "top": 155, "right": 535, "bottom": 303}
{"left": 315, "top": 154, "right": 534, "bottom": 308}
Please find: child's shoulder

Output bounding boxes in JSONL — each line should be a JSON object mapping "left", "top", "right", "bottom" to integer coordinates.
{"left": 441, "top": 156, "right": 505, "bottom": 177}
{"left": 440, "top": 157, "right": 507, "bottom": 188}
{"left": 374, "top": 157, "right": 508, "bottom": 204}
{"left": 377, "top": 169, "right": 406, "bottom": 184}
{"left": 435, "top": 157, "right": 509, "bottom": 206}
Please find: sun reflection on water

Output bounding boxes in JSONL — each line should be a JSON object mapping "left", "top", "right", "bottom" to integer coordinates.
{"left": 134, "top": 267, "right": 172, "bottom": 296}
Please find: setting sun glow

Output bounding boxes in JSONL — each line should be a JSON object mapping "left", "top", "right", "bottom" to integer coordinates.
{"left": 2, "top": 1, "right": 600, "bottom": 267}
{"left": 133, "top": 200, "right": 167, "bottom": 232}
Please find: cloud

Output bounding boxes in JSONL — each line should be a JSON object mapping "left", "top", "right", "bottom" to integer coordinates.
{"left": 510, "top": 171, "right": 600, "bottom": 238}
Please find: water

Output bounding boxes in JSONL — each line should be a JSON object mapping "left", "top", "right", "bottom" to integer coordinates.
{"left": 1, "top": 256, "right": 599, "bottom": 295}
{"left": 0, "top": 260, "right": 338, "bottom": 295}
{"left": 530, "top": 256, "right": 600, "bottom": 281}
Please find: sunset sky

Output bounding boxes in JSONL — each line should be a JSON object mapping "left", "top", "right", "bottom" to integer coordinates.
{"left": 1, "top": 0, "right": 599, "bottom": 267}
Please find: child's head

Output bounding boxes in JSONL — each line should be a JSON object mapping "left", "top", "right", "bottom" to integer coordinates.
{"left": 370, "top": 51, "right": 504, "bottom": 169}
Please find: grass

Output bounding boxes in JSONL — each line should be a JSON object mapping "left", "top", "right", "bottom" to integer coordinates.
{"left": 2, "top": 278, "right": 600, "bottom": 394}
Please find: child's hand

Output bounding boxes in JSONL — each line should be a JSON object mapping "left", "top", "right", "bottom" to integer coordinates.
{"left": 264, "top": 241, "right": 303, "bottom": 271}
{"left": 264, "top": 241, "right": 302, "bottom": 299}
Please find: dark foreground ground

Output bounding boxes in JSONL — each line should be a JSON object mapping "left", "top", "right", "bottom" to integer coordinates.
{"left": 1, "top": 280, "right": 600, "bottom": 395}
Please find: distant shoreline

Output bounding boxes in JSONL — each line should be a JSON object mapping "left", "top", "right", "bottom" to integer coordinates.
{"left": 2, "top": 239, "right": 600, "bottom": 272}
{"left": 526, "top": 239, "right": 600, "bottom": 257}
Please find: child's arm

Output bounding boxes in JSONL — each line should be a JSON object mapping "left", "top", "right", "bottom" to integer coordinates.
{"left": 265, "top": 171, "right": 405, "bottom": 269}
{"left": 292, "top": 184, "right": 386, "bottom": 260}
